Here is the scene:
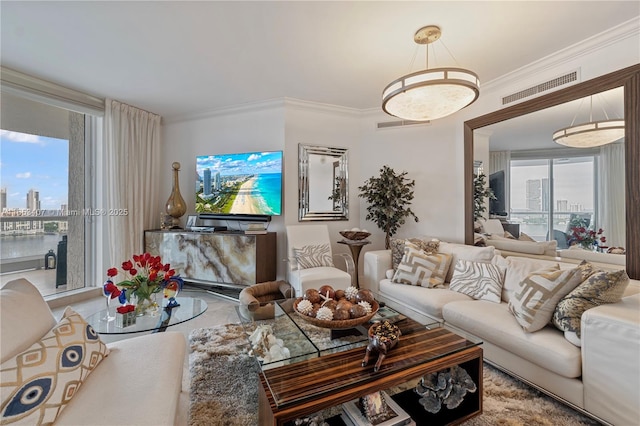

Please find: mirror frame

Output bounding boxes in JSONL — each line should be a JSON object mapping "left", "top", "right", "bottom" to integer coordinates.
{"left": 464, "top": 64, "right": 640, "bottom": 279}
{"left": 298, "top": 144, "right": 349, "bottom": 221}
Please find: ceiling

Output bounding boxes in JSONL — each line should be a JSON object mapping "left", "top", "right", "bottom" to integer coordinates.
{"left": 1, "top": 1, "right": 638, "bottom": 122}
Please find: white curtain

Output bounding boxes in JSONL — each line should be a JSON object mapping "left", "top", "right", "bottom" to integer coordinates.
{"left": 598, "top": 142, "right": 625, "bottom": 248}
{"left": 105, "top": 99, "right": 161, "bottom": 265}
{"left": 490, "top": 150, "right": 511, "bottom": 214}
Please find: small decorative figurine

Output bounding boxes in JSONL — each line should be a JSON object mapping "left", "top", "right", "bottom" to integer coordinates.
{"left": 362, "top": 321, "right": 401, "bottom": 372}
{"left": 163, "top": 276, "right": 184, "bottom": 308}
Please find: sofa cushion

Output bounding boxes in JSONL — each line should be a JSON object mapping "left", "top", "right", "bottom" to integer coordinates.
{"left": 438, "top": 242, "right": 496, "bottom": 282}
{"left": 1, "top": 279, "right": 57, "bottom": 364}
{"left": 552, "top": 269, "right": 630, "bottom": 340}
{"left": 380, "top": 279, "right": 472, "bottom": 321}
{"left": 392, "top": 243, "right": 451, "bottom": 288}
{"left": 0, "top": 307, "right": 109, "bottom": 425}
{"left": 293, "top": 243, "right": 334, "bottom": 269}
{"left": 500, "top": 257, "right": 560, "bottom": 303}
{"left": 487, "top": 238, "right": 558, "bottom": 257}
{"left": 443, "top": 300, "right": 582, "bottom": 378}
{"left": 449, "top": 259, "right": 505, "bottom": 303}
{"left": 54, "top": 332, "right": 186, "bottom": 426}
{"left": 508, "top": 267, "right": 583, "bottom": 332}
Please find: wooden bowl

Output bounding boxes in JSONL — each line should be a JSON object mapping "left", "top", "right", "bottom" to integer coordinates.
{"left": 293, "top": 298, "right": 379, "bottom": 329}
{"left": 339, "top": 231, "right": 372, "bottom": 241}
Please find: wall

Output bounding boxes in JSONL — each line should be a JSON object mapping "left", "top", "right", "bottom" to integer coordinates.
{"left": 161, "top": 22, "right": 639, "bottom": 281}
{"left": 162, "top": 99, "right": 362, "bottom": 280}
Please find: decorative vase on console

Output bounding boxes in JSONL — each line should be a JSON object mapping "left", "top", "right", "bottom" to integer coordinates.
{"left": 165, "top": 161, "right": 186, "bottom": 229}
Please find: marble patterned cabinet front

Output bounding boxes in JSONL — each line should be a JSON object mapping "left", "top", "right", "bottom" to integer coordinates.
{"left": 144, "top": 230, "right": 276, "bottom": 286}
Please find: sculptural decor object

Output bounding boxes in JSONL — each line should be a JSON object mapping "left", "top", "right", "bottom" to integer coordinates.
{"left": 414, "top": 365, "right": 477, "bottom": 413}
{"left": 166, "top": 162, "right": 186, "bottom": 228}
{"left": 362, "top": 320, "right": 401, "bottom": 372}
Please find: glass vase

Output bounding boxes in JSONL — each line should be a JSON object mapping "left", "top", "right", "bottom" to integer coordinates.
{"left": 134, "top": 293, "right": 159, "bottom": 317}
{"left": 102, "top": 295, "right": 116, "bottom": 322}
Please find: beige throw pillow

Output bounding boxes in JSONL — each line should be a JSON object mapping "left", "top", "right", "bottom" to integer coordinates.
{"left": 392, "top": 243, "right": 451, "bottom": 288}
{"left": 552, "top": 269, "right": 630, "bottom": 339}
{"left": 293, "top": 243, "right": 334, "bottom": 269}
{"left": 389, "top": 238, "right": 439, "bottom": 271}
{"left": 508, "top": 268, "right": 584, "bottom": 332}
{"left": 501, "top": 257, "right": 560, "bottom": 303}
{"left": 450, "top": 259, "right": 506, "bottom": 303}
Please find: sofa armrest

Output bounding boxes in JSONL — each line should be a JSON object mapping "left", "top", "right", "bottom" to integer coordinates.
{"left": 363, "top": 250, "right": 391, "bottom": 293}
{"left": 582, "top": 293, "right": 640, "bottom": 426}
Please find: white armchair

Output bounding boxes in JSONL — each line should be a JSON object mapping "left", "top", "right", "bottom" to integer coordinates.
{"left": 286, "top": 224, "right": 354, "bottom": 296}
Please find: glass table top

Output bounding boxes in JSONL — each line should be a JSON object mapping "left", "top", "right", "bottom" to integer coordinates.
{"left": 237, "top": 299, "right": 482, "bottom": 408}
{"left": 87, "top": 296, "right": 208, "bottom": 334}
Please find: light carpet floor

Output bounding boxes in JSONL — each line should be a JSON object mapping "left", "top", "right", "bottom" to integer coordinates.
{"left": 188, "top": 324, "right": 600, "bottom": 426}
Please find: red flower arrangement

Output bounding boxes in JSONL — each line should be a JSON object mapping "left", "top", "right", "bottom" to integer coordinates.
{"left": 106, "top": 252, "right": 184, "bottom": 314}
{"left": 568, "top": 226, "right": 606, "bottom": 249}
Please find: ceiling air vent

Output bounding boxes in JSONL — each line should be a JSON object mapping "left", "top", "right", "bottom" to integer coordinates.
{"left": 502, "top": 71, "right": 578, "bottom": 105}
{"left": 376, "top": 119, "right": 430, "bottom": 129}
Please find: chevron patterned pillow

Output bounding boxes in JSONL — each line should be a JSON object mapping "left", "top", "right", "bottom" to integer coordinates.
{"left": 391, "top": 242, "right": 452, "bottom": 288}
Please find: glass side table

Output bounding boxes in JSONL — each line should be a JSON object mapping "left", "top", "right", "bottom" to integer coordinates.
{"left": 337, "top": 239, "right": 371, "bottom": 288}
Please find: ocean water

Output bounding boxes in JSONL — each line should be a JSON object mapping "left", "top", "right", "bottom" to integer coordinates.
{"left": 252, "top": 173, "right": 282, "bottom": 215}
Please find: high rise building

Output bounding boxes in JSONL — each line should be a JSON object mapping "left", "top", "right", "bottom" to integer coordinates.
{"left": 557, "top": 199, "right": 569, "bottom": 212}
{"left": 203, "top": 169, "right": 212, "bottom": 196}
{"left": 214, "top": 172, "right": 221, "bottom": 191}
{"left": 541, "top": 178, "right": 550, "bottom": 212}
{"left": 0, "top": 188, "right": 6, "bottom": 210}
{"left": 526, "top": 179, "right": 541, "bottom": 211}
{"left": 27, "top": 189, "right": 40, "bottom": 211}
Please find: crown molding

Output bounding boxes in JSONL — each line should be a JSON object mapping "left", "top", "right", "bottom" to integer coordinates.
{"left": 481, "top": 17, "right": 640, "bottom": 93}
{"left": 282, "top": 97, "right": 362, "bottom": 117}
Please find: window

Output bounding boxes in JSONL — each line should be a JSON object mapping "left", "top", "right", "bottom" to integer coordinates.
{"left": 510, "top": 155, "right": 597, "bottom": 249}
{"left": 0, "top": 95, "right": 89, "bottom": 297}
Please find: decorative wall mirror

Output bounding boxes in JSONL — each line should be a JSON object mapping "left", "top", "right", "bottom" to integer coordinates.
{"left": 464, "top": 64, "right": 640, "bottom": 279}
{"left": 298, "top": 144, "right": 348, "bottom": 221}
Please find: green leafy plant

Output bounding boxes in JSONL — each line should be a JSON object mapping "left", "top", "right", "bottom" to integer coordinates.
{"left": 358, "top": 165, "right": 419, "bottom": 249}
{"left": 473, "top": 172, "right": 496, "bottom": 221}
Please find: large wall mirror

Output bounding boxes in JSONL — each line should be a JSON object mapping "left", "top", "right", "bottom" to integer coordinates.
{"left": 464, "top": 64, "right": 639, "bottom": 279}
{"left": 298, "top": 144, "right": 348, "bottom": 221}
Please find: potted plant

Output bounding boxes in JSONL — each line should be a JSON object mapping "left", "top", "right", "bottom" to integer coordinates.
{"left": 358, "top": 165, "right": 419, "bottom": 249}
{"left": 473, "top": 172, "right": 496, "bottom": 222}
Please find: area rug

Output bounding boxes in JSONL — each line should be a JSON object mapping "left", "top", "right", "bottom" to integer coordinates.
{"left": 188, "top": 324, "right": 600, "bottom": 426}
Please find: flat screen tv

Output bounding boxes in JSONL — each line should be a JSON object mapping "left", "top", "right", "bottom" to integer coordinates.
{"left": 489, "top": 170, "right": 506, "bottom": 216}
{"left": 195, "top": 150, "right": 282, "bottom": 216}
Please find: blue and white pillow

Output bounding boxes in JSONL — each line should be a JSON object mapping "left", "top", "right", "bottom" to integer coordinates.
{"left": 1, "top": 307, "right": 109, "bottom": 424}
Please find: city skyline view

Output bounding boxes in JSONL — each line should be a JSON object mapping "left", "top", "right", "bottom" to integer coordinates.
{"left": 0, "top": 129, "right": 68, "bottom": 210}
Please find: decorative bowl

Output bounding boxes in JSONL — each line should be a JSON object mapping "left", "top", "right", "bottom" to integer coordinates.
{"left": 339, "top": 231, "right": 372, "bottom": 241}
{"left": 293, "top": 298, "right": 379, "bottom": 329}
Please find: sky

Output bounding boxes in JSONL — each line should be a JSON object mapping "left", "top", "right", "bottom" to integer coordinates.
{"left": 196, "top": 151, "right": 282, "bottom": 178}
{"left": 0, "top": 129, "right": 68, "bottom": 210}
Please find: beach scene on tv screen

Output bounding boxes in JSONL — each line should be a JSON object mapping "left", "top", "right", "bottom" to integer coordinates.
{"left": 195, "top": 151, "right": 282, "bottom": 215}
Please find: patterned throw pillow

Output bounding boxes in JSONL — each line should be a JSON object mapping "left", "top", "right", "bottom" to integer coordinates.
{"left": 293, "top": 243, "right": 334, "bottom": 269}
{"left": 392, "top": 243, "right": 452, "bottom": 288}
{"left": 450, "top": 259, "right": 506, "bottom": 303}
{"left": 508, "top": 268, "right": 584, "bottom": 332}
{"left": 389, "top": 238, "right": 439, "bottom": 271}
{"left": 1, "top": 307, "right": 109, "bottom": 424}
{"left": 552, "top": 269, "right": 630, "bottom": 339}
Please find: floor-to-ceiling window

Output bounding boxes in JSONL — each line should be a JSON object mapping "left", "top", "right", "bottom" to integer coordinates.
{"left": 0, "top": 70, "right": 103, "bottom": 297}
{"left": 510, "top": 154, "right": 597, "bottom": 248}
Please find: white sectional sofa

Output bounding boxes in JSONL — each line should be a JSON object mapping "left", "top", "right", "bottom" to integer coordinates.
{"left": 363, "top": 242, "right": 640, "bottom": 426}
{"left": 0, "top": 279, "right": 186, "bottom": 425}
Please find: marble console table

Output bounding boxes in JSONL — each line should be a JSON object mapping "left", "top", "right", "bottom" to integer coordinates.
{"left": 144, "top": 230, "right": 276, "bottom": 286}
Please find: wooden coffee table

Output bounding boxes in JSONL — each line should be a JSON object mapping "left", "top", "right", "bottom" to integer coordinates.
{"left": 247, "top": 302, "right": 483, "bottom": 425}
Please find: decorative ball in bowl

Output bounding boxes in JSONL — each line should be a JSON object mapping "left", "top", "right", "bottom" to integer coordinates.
{"left": 340, "top": 229, "right": 371, "bottom": 241}
{"left": 293, "top": 286, "right": 379, "bottom": 329}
